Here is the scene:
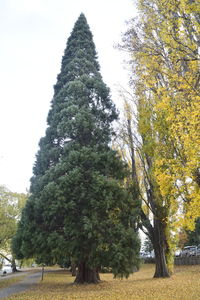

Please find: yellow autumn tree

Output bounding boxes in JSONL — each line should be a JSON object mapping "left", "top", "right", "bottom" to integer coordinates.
{"left": 120, "top": 0, "right": 200, "bottom": 277}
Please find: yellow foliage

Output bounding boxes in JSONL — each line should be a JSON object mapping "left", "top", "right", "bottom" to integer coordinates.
{"left": 133, "top": 0, "right": 200, "bottom": 227}
{"left": 122, "top": 0, "right": 200, "bottom": 274}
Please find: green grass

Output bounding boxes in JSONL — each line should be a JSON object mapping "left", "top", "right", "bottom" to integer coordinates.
{"left": 4, "top": 264, "right": 200, "bottom": 299}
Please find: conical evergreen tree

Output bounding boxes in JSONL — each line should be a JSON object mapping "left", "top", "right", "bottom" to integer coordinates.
{"left": 13, "top": 14, "right": 140, "bottom": 283}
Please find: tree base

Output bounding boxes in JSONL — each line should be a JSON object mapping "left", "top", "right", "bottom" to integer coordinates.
{"left": 153, "top": 270, "right": 170, "bottom": 278}
{"left": 74, "top": 263, "right": 100, "bottom": 284}
{"left": 153, "top": 258, "right": 170, "bottom": 278}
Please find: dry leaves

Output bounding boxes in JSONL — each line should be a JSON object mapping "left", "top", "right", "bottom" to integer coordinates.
{"left": 4, "top": 264, "right": 200, "bottom": 300}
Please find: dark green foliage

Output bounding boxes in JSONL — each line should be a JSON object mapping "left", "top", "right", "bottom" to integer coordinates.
{"left": 12, "top": 14, "right": 140, "bottom": 280}
{"left": 142, "top": 236, "right": 153, "bottom": 256}
{"left": 186, "top": 218, "right": 200, "bottom": 246}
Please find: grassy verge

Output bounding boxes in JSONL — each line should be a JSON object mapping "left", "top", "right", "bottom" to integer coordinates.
{"left": 0, "top": 275, "right": 26, "bottom": 290}
{"left": 5, "top": 264, "right": 200, "bottom": 300}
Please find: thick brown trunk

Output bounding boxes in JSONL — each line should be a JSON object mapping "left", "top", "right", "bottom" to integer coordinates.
{"left": 152, "top": 220, "right": 170, "bottom": 278}
{"left": 74, "top": 262, "right": 100, "bottom": 284}
{"left": 154, "top": 243, "right": 170, "bottom": 278}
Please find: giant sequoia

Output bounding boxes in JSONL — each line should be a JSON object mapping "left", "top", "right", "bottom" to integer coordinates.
{"left": 13, "top": 14, "right": 140, "bottom": 283}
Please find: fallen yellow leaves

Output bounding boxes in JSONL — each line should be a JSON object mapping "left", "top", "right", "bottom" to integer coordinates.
{"left": 4, "top": 264, "right": 200, "bottom": 300}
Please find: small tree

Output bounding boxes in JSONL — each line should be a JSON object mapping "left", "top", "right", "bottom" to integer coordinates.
{"left": 13, "top": 14, "right": 140, "bottom": 284}
{"left": 0, "top": 185, "right": 27, "bottom": 271}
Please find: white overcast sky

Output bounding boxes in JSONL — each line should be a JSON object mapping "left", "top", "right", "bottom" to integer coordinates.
{"left": 0, "top": 0, "right": 136, "bottom": 193}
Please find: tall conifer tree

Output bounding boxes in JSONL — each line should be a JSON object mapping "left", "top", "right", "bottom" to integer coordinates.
{"left": 13, "top": 14, "right": 140, "bottom": 283}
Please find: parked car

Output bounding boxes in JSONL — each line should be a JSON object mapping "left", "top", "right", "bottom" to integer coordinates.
{"left": 0, "top": 264, "right": 13, "bottom": 276}
{"left": 175, "top": 249, "right": 181, "bottom": 257}
{"left": 196, "top": 245, "right": 200, "bottom": 256}
{"left": 140, "top": 252, "right": 151, "bottom": 258}
{"left": 181, "top": 246, "right": 197, "bottom": 257}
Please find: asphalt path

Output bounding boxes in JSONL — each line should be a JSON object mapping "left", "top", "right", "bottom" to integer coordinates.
{"left": 0, "top": 270, "right": 42, "bottom": 299}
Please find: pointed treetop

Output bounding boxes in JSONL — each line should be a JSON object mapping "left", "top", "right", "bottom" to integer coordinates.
{"left": 54, "top": 13, "right": 100, "bottom": 95}
{"left": 78, "top": 12, "right": 87, "bottom": 20}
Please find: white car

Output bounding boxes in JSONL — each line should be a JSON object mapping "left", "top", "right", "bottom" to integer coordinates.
{"left": 175, "top": 249, "right": 181, "bottom": 257}
{"left": 0, "top": 264, "right": 13, "bottom": 276}
{"left": 196, "top": 245, "right": 200, "bottom": 256}
{"left": 181, "top": 246, "right": 197, "bottom": 257}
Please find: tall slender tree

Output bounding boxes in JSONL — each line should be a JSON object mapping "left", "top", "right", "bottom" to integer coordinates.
{"left": 13, "top": 14, "right": 140, "bottom": 284}
{"left": 120, "top": 0, "right": 199, "bottom": 278}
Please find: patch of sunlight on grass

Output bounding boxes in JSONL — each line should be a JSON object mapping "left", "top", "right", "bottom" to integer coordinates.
{"left": 5, "top": 264, "right": 200, "bottom": 300}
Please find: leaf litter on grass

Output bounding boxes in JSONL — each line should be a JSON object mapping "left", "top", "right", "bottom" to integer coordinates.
{"left": 5, "top": 264, "right": 200, "bottom": 300}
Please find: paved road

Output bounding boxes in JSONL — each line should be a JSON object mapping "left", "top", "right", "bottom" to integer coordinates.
{"left": 0, "top": 271, "right": 41, "bottom": 299}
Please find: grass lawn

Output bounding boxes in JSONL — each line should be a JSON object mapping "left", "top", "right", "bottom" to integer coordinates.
{"left": 4, "top": 264, "right": 200, "bottom": 300}
{"left": 0, "top": 275, "right": 25, "bottom": 290}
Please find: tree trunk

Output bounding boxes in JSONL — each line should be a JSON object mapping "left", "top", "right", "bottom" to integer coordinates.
{"left": 74, "top": 262, "right": 100, "bottom": 284}
{"left": 0, "top": 253, "right": 18, "bottom": 272}
{"left": 152, "top": 219, "right": 170, "bottom": 278}
{"left": 153, "top": 242, "right": 170, "bottom": 278}
{"left": 71, "top": 262, "right": 77, "bottom": 277}
{"left": 12, "top": 260, "right": 18, "bottom": 273}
